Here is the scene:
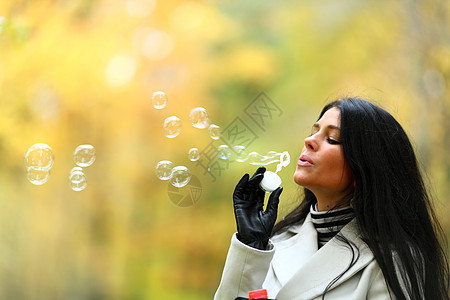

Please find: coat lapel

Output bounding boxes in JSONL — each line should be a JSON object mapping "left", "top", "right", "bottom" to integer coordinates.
{"left": 275, "top": 219, "right": 375, "bottom": 300}
{"left": 270, "top": 214, "right": 318, "bottom": 286}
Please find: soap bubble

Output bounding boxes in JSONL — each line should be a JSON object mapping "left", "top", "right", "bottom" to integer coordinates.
{"left": 188, "top": 148, "right": 200, "bottom": 161}
{"left": 218, "top": 144, "right": 232, "bottom": 160}
{"left": 167, "top": 174, "right": 202, "bottom": 207}
{"left": 262, "top": 152, "right": 282, "bottom": 165}
{"left": 155, "top": 160, "right": 174, "bottom": 180}
{"left": 247, "top": 151, "right": 284, "bottom": 165}
{"left": 233, "top": 145, "right": 249, "bottom": 162}
{"left": 189, "top": 107, "right": 210, "bottom": 129}
{"left": 247, "top": 152, "right": 265, "bottom": 165}
{"left": 208, "top": 124, "right": 221, "bottom": 140}
{"left": 69, "top": 167, "right": 88, "bottom": 191}
{"left": 267, "top": 151, "right": 278, "bottom": 157}
{"left": 170, "top": 166, "right": 191, "bottom": 188}
{"left": 70, "top": 167, "right": 84, "bottom": 175}
{"left": 73, "top": 144, "right": 96, "bottom": 167}
{"left": 26, "top": 167, "right": 51, "bottom": 185}
{"left": 163, "top": 116, "right": 182, "bottom": 138}
{"left": 24, "top": 143, "right": 55, "bottom": 170}
{"left": 152, "top": 91, "right": 168, "bottom": 109}
{"left": 69, "top": 170, "right": 87, "bottom": 192}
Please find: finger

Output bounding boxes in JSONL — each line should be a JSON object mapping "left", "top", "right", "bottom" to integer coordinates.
{"left": 248, "top": 167, "right": 265, "bottom": 188}
{"left": 248, "top": 173, "right": 264, "bottom": 188}
{"left": 237, "top": 173, "right": 249, "bottom": 186}
{"left": 254, "top": 187, "right": 266, "bottom": 209}
{"left": 233, "top": 173, "right": 249, "bottom": 199}
{"left": 266, "top": 187, "right": 283, "bottom": 217}
{"left": 250, "top": 166, "right": 266, "bottom": 180}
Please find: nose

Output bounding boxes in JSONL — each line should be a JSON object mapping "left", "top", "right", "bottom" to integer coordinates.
{"left": 304, "top": 135, "right": 318, "bottom": 151}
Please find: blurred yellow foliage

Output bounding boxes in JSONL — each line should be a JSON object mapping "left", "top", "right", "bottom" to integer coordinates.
{"left": 0, "top": 0, "right": 448, "bottom": 299}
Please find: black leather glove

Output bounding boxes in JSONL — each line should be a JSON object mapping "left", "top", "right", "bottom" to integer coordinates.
{"left": 233, "top": 166, "right": 283, "bottom": 250}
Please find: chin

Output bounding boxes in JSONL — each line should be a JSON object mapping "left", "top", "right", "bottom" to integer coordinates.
{"left": 293, "top": 171, "right": 307, "bottom": 187}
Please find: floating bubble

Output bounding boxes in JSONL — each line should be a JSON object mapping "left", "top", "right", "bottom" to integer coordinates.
{"left": 247, "top": 151, "right": 285, "bottom": 166}
{"left": 188, "top": 148, "right": 200, "bottom": 162}
{"left": 247, "top": 152, "right": 265, "bottom": 165}
{"left": 70, "top": 167, "right": 84, "bottom": 175}
{"left": 152, "top": 91, "right": 168, "bottom": 109}
{"left": 262, "top": 152, "right": 283, "bottom": 165}
{"left": 170, "top": 166, "right": 191, "bottom": 188}
{"left": 73, "top": 145, "right": 96, "bottom": 167}
{"left": 208, "top": 124, "right": 221, "bottom": 140}
{"left": 189, "top": 107, "right": 210, "bottom": 129}
{"left": 163, "top": 116, "right": 182, "bottom": 138}
{"left": 233, "top": 145, "right": 249, "bottom": 162}
{"left": 155, "top": 160, "right": 174, "bottom": 180}
{"left": 26, "top": 167, "right": 51, "bottom": 185}
{"left": 24, "top": 143, "right": 55, "bottom": 170}
{"left": 218, "top": 144, "right": 232, "bottom": 160}
{"left": 69, "top": 170, "right": 87, "bottom": 192}
{"left": 267, "top": 150, "right": 278, "bottom": 157}
{"left": 69, "top": 171, "right": 84, "bottom": 183}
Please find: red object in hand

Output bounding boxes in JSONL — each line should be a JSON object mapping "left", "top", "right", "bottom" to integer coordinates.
{"left": 249, "top": 289, "right": 268, "bottom": 299}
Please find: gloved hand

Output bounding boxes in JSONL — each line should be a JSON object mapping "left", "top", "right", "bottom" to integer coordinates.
{"left": 233, "top": 166, "right": 283, "bottom": 250}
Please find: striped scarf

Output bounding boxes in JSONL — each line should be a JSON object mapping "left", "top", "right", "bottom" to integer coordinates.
{"left": 310, "top": 204, "right": 355, "bottom": 248}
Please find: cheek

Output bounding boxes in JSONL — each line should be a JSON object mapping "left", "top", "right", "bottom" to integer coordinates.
{"left": 326, "top": 154, "right": 354, "bottom": 187}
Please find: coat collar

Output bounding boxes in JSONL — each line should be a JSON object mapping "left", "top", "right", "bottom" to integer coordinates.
{"left": 273, "top": 214, "right": 375, "bottom": 299}
{"left": 270, "top": 214, "right": 318, "bottom": 286}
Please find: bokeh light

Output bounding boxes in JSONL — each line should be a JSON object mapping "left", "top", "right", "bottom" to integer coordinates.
{"left": 125, "top": 0, "right": 156, "bottom": 17}
{"left": 105, "top": 54, "right": 138, "bottom": 87}
{"left": 134, "top": 28, "right": 174, "bottom": 61}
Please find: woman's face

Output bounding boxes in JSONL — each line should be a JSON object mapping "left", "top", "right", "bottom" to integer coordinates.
{"left": 293, "top": 107, "right": 355, "bottom": 199}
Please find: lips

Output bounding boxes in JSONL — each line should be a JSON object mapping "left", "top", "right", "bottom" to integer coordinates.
{"left": 298, "top": 154, "right": 314, "bottom": 167}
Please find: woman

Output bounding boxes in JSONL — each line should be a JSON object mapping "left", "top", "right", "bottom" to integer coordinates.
{"left": 214, "top": 98, "right": 449, "bottom": 299}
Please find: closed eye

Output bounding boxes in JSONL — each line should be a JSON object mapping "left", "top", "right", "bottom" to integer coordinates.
{"left": 327, "top": 138, "right": 341, "bottom": 145}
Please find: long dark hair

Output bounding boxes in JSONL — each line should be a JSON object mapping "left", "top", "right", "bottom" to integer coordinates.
{"left": 272, "top": 98, "right": 449, "bottom": 299}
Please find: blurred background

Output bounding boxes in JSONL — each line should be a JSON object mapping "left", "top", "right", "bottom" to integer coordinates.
{"left": 0, "top": 0, "right": 449, "bottom": 299}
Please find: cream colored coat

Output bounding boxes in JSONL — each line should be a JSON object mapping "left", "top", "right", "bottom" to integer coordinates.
{"left": 214, "top": 214, "right": 395, "bottom": 300}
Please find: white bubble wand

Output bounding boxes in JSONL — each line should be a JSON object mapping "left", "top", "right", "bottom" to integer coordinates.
{"left": 259, "top": 151, "right": 290, "bottom": 193}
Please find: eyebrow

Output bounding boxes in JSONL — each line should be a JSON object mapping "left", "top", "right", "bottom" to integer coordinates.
{"left": 312, "top": 123, "right": 341, "bottom": 131}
